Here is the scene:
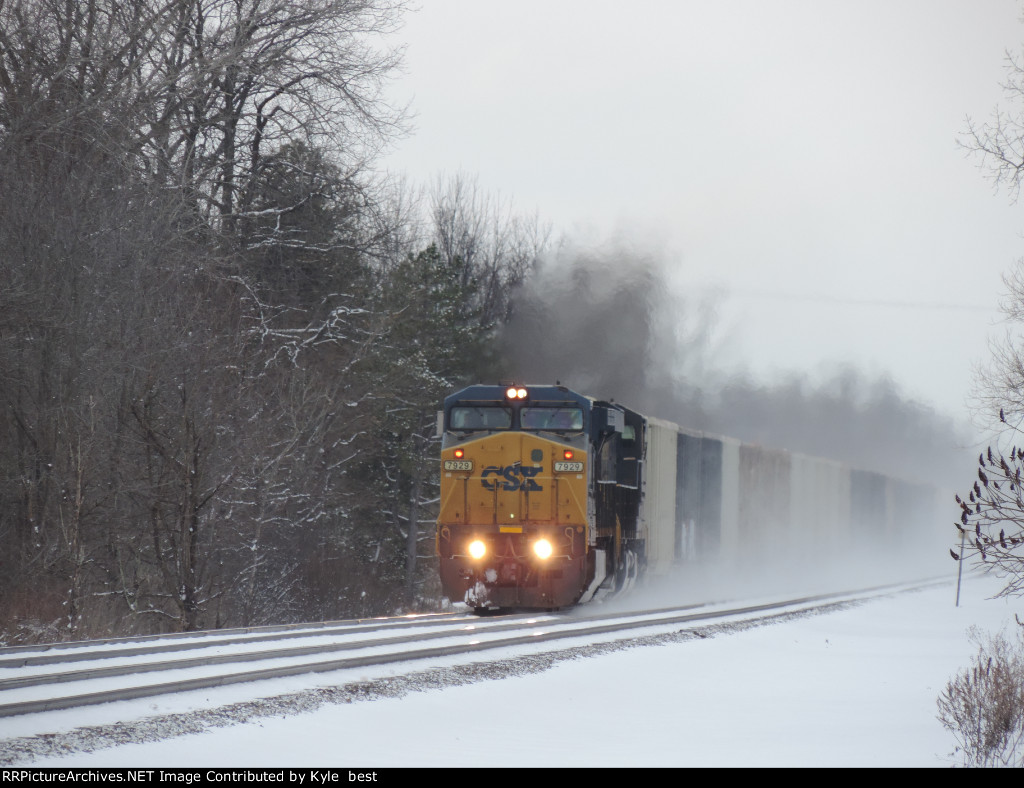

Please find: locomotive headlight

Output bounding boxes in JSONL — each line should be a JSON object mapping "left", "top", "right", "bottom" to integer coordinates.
{"left": 468, "top": 539, "right": 487, "bottom": 560}
{"left": 533, "top": 538, "right": 553, "bottom": 560}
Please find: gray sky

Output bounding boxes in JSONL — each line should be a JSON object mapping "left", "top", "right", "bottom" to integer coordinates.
{"left": 381, "top": 0, "right": 1024, "bottom": 423}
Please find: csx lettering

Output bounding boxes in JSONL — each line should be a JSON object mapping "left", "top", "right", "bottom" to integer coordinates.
{"left": 481, "top": 465, "right": 543, "bottom": 491}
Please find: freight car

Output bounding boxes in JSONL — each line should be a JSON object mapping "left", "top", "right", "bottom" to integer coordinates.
{"left": 435, "top": 383, "right": 945, "bottom": 612}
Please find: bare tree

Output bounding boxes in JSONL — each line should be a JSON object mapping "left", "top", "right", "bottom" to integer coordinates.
{"left": 0, "top": 0, "right": 574, "bottom": 638}
{"left": 962, "top": 50, "right": 1024, "bottom": 202}
{"left": 429, "top": 173, "right": 550, "bottom": 328}
{"left": 0, "top": 0, "right": 416, "bottom": 641}
{"left": 127, "top": 0, "right": 407, "bottom": 234}
{"left": 952, "top": 431, "right": 1024, "bottom": 597}
{"left": 951, "top": 307, "right": 1024, "bottom": 596}
{"left": 950, "top": 41, "right": 1024, "bottom": 596}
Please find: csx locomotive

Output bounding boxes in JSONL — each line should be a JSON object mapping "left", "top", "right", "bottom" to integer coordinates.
{"left": 436, "top": 383, "right": 947, "bottom": 612}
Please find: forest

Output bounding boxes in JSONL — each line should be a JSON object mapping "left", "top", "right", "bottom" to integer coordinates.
{"left": 0, "top": 0, "right": 553, "bottom": 641}
{"left": 0, "top": 0, "right": 970, "bottom": 644}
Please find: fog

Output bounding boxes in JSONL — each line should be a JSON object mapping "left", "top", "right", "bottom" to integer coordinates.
{"left": 384, "top": 1, "right": 1023, "bottom": 429}
{"left": 499, "top": 241, "right": 975, "bottom": 491}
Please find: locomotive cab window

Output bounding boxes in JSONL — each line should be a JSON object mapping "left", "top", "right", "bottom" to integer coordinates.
{"left": 450, "top": 406, "right": 512, "bottom": 431}
{"left": 521, "top": 407, "right": 584, "bottom": 431}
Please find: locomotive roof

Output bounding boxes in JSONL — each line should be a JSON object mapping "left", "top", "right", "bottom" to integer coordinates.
{"left": 444, "top": 384, "right": 591, "bottom": 410}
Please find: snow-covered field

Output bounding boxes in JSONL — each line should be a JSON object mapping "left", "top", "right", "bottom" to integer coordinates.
{"left": 2, "top": 569, "right": 1019, "bottom": 768}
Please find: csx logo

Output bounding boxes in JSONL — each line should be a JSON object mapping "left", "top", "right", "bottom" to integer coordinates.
{"left": 481, "top": 464, "right": 543, "bottom": 492}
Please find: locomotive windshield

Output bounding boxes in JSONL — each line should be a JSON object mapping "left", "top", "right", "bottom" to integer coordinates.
{"left": 450, "top": 406, "right": 512, "bottom": 431}
{"left": 521, "top": 407, "right": 584, "bottom": 431}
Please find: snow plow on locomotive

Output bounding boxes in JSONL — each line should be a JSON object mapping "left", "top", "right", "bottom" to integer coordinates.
{"left": 436, "top": 383, "right": 948, "bottom": 613}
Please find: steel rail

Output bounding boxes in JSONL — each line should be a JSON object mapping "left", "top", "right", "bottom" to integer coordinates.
{"left": 0, "top": 612, "right": 572, "bottom": 690}
{"left": 0, "top": 578, "right": 949, "bottom": 718}
{"left": 0, "top": 611, "right": 533, "bottom": 669}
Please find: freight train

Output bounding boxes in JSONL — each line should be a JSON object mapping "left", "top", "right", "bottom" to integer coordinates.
{"left": 435, "top": 383, "right": 946, "bottom": 612}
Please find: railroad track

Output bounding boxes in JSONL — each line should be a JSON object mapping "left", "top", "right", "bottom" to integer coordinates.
{"left": 0, "top": 579, "right": 948, "bottom": 718}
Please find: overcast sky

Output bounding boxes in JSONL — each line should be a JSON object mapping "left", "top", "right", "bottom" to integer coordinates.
{"left": 381, "top": 0, "right": 1024, "bottom": 425}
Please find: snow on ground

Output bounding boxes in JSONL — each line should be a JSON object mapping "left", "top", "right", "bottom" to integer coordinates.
{"left": 3, "top": 569, "right": 1020, "bottom": 768}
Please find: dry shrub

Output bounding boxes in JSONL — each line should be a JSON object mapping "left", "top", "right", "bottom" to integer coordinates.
{"left": 0, "top": 584, "right": 66, "bottom": 646}
{"left": 938, "top": 624, "right": 1024, "bottom": 767}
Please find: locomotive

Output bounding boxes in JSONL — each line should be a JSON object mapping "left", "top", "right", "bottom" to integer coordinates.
{"left": 436, "top": 383, "right": 642, "bottom": 611}
{"left": 435, "top": 383, "right": 947, "bottom": 612}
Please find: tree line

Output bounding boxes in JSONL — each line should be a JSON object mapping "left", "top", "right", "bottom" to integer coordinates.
{"left": 0, "top": 0, "right": 546, "bottom": 642}
{"left": 1, "top": 0, "right": 984, "bottom": 648}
